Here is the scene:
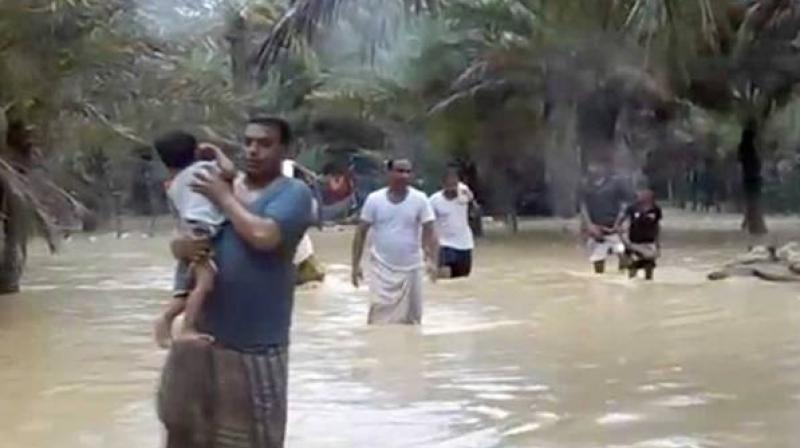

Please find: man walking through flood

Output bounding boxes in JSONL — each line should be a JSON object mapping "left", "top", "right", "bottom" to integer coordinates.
{"left": 579, "top": 161, "right": 633, "bottom": 274}
{"left": 157, "top": 116, "right": 313, "bottom": 448}
{"left": 351, "top": 158, "right": 439, "bottom": 324}
{"left": 430, "top": 167, "right": 476, "bottom": 279}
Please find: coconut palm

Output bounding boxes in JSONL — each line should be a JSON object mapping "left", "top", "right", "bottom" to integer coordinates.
{"left": 257, "top": 0, "right": 800, "bottom": 235}
{"left": 620, "top": 0, "right": 800, "bottom": 235}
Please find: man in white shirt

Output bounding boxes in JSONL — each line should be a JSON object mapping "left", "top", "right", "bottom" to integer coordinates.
{"left": 430, "top": 169, "right": 475, "bottom": 278}
{"left": 351, "top": 158, "right": 438, "bottom": 324}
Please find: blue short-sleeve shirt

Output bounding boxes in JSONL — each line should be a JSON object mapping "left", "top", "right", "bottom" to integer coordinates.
{"left": 201, "top": 177, "right": 312, "bottom": 350}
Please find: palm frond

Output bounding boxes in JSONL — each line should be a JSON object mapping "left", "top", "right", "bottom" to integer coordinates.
{"left": 256, "top": 0, "right": 350, "bottom": 72}
{"left": 255, "top": 0, "right": 445, "bottom": 73}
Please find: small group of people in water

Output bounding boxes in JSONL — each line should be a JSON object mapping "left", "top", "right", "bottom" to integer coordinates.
{"left": 580, "top": 162, "right": 663, "bottom": 280}
{"left": 148, "top": 115, "right": 662, "bottom": 447}
{"left": 149, "top": 117, "right": 478, "bottom": 447}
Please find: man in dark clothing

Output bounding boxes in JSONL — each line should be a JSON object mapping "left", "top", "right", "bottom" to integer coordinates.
{"left": 617, "top": 188, "right": 663, "bottom": 280}
{"left": 579, "top": 162, "right": 632, "bottom": 274}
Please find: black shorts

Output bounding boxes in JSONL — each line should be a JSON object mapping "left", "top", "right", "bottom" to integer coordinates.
{"left": 439, "top": 247, "right": 473, "bottom": 278}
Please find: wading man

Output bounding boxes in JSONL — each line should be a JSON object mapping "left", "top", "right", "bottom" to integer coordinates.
{"left": 351, "top": 158, "right": 438, "bottom": 324}
{"left": 430, "top": 168, "right": 475, "bottom": 279}
{"left": 579, "top": 162, "right": 632, "bottom": 274}
{"left": 157, "top": 117, "right": 312, "bottom": 448}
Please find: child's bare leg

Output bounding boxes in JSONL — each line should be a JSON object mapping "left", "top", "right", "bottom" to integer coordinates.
{"left": 154, "top": 297, "right": 186, "bottom": 349}
{"left": 178, "top": 261, "right": 215, "bottom": 343}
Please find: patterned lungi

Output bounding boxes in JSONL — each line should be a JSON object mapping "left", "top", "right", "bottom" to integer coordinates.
{"left": 157, "top": 341, "right": 288, "bottom": 448}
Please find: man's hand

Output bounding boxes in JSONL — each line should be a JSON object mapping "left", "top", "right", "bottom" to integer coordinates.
{"left": 171, "top": 237, "right": 212, "bottom": 261}
{"left": 351, "top": 265, "right": 364, "bottom": 288}
{"left": 196, "top": 142, "right": 224, "bottom": 161}
{"left": 586, "top": 224, "right": 603, "bottom": 239}
{"left": 191, "top": 166, "right": 234, "bottom": 205}
{"left": 426, "top": 261, "right": 439, "bottom": 283}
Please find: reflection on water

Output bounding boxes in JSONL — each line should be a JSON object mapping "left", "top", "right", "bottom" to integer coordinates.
{"left": 3, "top": 215, "right": 800, "bottom": 447}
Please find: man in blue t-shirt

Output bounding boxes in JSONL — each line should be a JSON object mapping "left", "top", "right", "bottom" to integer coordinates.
{"left": 157, "top": 117, "right": 312, "bottom": 448}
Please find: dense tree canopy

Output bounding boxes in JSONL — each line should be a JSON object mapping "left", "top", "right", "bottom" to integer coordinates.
{"left": 2, "top": 0, "right": 800, "bottom": 290}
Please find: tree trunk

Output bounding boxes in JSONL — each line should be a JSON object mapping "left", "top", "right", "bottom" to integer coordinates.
{"left": 226, "top": 11, "right": 250, "bottom": 95}
{"left": 738, "top": 121, "right": 768, "bottom": 236}
{"left": 0, "top": 112, "right": 24, "bottom": 294}
{"left": 545, "top": 104, "right": 581, "bottom": 218}
{"left": 0, "top": 185, "right": 25, "bottom": 294}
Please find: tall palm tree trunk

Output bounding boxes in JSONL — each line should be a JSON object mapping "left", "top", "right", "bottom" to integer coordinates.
{"left": 545, "top": 103, "right": 581, "bottom": 217}
{"left": 227, "top": 10, "right": 250, "bottom": 95}
{"left": 738, "top": 121, "right": 767, "bottom": 236}
{"left": 0, "top": 184, "right": 26, "bottom": 294}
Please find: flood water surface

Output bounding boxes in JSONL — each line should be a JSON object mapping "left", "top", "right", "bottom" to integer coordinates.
{"left": 2, "top": 217, "right": 800, "bottom": 447}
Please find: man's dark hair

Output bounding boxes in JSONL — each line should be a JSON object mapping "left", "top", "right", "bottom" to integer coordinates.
{"left": 444, "top": 163, "right": 461, "bottom": 181}
{"left": 248, "top": 116, "right": 292, "bottom": 145}
{"left": 153, "top": 131, "right": 197, "bottom": 170}
{"left": 386, "top": 157, "right": 411, "bottom": 171}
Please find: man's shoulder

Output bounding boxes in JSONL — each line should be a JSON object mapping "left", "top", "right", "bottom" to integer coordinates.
{"left": 429, "top": 190, "right": 444, "bottom": 202}
{"left": 273, "top": 177, "right": 312, "bottom": 203}
{"left": 366, "top": 188, "right": 388, "bottom": 202}
{"left": 283, "top": 176, "right": 311, "bottom": 194}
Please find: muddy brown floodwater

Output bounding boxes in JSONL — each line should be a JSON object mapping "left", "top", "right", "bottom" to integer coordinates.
{"left": 3, "top": 212, "right": 800, "bottom": 447}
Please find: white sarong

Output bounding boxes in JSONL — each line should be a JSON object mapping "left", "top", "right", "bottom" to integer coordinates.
{"left": 366, "top": 250, "right": 423, "bottom": 325}
{"left": 293, "top": 233, "right": 314, "bottom": 266}
{"left": 587, "top": 233, "right": 626, "bottom": 263}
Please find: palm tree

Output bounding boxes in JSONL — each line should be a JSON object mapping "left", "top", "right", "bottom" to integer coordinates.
{"left": 0, "top": 0, "right": 155, "bottom": 292}
{"left": 258, "top": 0, "right": 800, "bottom": 236}
{"left": 621, "top": 0, "right": 800, "bottom": 236}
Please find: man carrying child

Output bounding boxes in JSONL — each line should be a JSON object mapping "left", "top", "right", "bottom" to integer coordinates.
{"left": 155, "top": 117, "right": 313, "bottom": 448}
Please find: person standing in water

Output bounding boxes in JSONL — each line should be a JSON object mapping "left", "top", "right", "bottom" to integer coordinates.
{"left": 429, "top": 168, "right": 476, "bottom": 279}
{"left": 281, "top": 157, "right": 326, "bottom": 284}
{"left": 579, "top": 162, "right": 633, "bottom": 274}
{"left": 351, "top": 158, "right": 439, "bottom": 324}
{"left": 617, "top": 188, "right": 662, "bottom": 280}
{"left": 158, "top": 117, "right": 312, "bottom": 448}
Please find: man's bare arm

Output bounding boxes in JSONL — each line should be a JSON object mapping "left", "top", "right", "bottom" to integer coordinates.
{"left": 422, "top": 221, "right": 439, "bottom": 267}
{"left": 422, "top": 221, "right": 439, "bottom": 282}
{"left": 351, "top": 220, "right": 370, "bottom": 287}
{"left": 170, "top": 237, "right": 212, "bottom": 260}
{"left": 198, "top": 143, "right": 237, "bottom": 181}
{"left": 191, "top": 169, "right": 283, "bottom": 252}
{"left": 579, "top": 201, "right": 592, "bottom": 229}
{"left": 614, "top": 208, "right": 628, "bottom": 233}
{"left": 218, "top": 194, "right": 282, "bottom": 252}
{"left": 216, "top": 152, "right": 237, "bottom": 182}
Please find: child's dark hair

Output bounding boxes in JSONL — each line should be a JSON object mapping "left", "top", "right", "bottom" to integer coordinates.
{"left": 154, "top": 131, "right": 197, "bottom": 170}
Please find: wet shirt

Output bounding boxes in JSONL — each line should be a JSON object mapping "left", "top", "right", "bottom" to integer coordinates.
{"left": 579, "top": 177, "right": 632, "bottom": 228}
{"left": 626, "top": 204, "right": 662, "bottom": 244}
{"left": 361, "top": 187, "right": 435, "bottom": 269}
{"left": 430, "top": 186, "right": 474, "bottom": 251}
{"left": 200, "top": 177, "right": 312, "bottom": 350}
